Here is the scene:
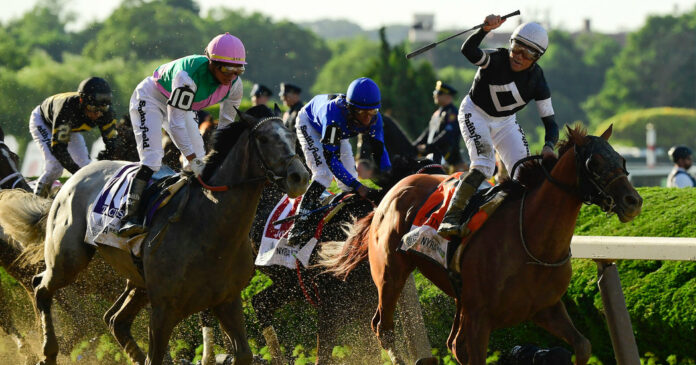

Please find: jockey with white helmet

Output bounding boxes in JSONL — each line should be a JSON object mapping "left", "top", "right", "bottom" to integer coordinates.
{"left": 437, "top": 16, "right": 559, "bottom": 241}
{"left": 120, "top": 33, "right": 246, "bottom": 236}
{"left": 286, "top": 77, "right": 392, "bottom": 246}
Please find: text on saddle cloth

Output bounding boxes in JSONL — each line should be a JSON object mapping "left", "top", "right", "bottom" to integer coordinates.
{"left": 256, "top": 190, "right": 335, "bottom": 269}
{"left": 85, "top": 164, "right": 183, "bottom": 254}
{"left": 400, "top": 172, "right": 506, "bottom": 267}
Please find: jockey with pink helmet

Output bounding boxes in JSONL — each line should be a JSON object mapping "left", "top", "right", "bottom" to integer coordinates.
{"left": 119, "top": 33, "right": 247, "bottom": 236}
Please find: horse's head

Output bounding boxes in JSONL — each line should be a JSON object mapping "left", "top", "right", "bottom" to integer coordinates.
{"left": 237, "top": 105, "right": 309, "bottom": 198}
{"left": 0, "top": 127, "right": 30, "bottom": 191}
{"left": 371, "top": 155, "right": 446, "bottom": 191}
{"left": 564, "top": 125, "right": 642, "bottom": 222}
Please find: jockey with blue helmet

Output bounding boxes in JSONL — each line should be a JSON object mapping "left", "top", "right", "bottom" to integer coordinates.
{"left": 286, "top": 77, "right": 391, "bottom": 246}
{"left": 120, "top": 33, "right": 246, "bottom": 236}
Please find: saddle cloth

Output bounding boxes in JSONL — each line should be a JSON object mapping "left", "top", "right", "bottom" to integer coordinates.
{"left": 85, "top": 163, "right": 181, "bottom": 253}
{"left": 255, "top": 191, "right": 335, "bottom": 269}
{"left": 400, "top": 173, "right": 506, "bottom": 267}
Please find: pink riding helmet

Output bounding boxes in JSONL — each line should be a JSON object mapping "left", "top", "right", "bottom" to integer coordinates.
{"left": 205, "top": 33, "right": 247, "bottom": 65}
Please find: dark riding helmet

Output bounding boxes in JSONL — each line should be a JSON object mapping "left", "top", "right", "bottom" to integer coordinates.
{"left": 668, "top": 145, "right": 692, "bottom": 163}
{"left": 78, "top": 77, "right": 112, "bottom": 106}
{"left": 346, "top": 77, "right": 380, "bottom": 110}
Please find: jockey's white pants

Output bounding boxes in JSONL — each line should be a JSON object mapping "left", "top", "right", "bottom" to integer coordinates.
{"left": 458, "top": 95, "right": 529, "bottom": 178}
{"left": 28, "top": 106, "right": 90, "bottom": 186}
{"left": 129, "top": 77, "right": 205, "bottom": 172}
{"left": 296, "top": 112, "right": 357, "bottom": 191}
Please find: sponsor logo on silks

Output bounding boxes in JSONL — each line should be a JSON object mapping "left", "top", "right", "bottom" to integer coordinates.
{"left": 464, "top": 112, "right": 483, "bottom": 155}
{"left": 37, "top": 124, "right": 51, "bottom": 143}
{"left": 300, "top": 125, "right": 322, "bottom": 166}
{"left": 515, "top": 120, "right": 530, "bottom": 156}
{"left": 137, "top": 100, "right": 150, "bottom": 148}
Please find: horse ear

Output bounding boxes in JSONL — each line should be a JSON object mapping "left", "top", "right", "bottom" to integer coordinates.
{"left": 273, "top": 103, "right": 282, "bottom": 117}
{"left": 0, "top": 125, "right": 4, "bottom": 141}
{"left": 600, "top": 124, "right": 613, "bottom": 141}
{"left": 234, "top": 106, "right": 257, "bottom": 125}
{"left": 567, "top": 124, "right": 585, "bottom": 146}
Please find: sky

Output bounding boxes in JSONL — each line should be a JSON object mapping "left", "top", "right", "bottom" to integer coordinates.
{"left": 1, "top": 0, "right": 695, "bottom": 33}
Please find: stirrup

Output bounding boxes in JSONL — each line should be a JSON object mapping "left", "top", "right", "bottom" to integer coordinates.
{"left": 118, "top": 220, "right": 147, "bottom": 237}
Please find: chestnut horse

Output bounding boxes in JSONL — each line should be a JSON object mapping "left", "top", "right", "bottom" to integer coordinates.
{"left": 321, "top": 125, "right": 643, "bottom": 364}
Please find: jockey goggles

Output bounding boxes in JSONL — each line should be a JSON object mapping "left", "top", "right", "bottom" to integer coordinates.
{"left": 510, "top": 41, "right": 541, "bottom": 61}
{"left": 216, "top": 63, "right": 245, "bottom": 76}
{"left": 85, "top": 104, "right": 109, "bottom": 112}
{"left": 354, "top": 108, "right": 379, "bottom": 117}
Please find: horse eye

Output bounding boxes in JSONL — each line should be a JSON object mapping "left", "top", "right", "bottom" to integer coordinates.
{"left": 257, "top": 135, "right": 269, "bottom": 144}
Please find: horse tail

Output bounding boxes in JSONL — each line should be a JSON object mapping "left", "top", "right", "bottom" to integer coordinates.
{"left": 0, "top": 189, "right": 51, "bottom": 266}
{"left": 318, "top": 211, "right": 375, "bottom": 280}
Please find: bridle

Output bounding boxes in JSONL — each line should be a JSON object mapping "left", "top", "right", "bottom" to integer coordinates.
{"left": 0, "top": 142, "right": 25, "bottom": 190}
{"left": 198, "top": 117, "right": 300, "bottom": 191}
{"left": 511, "top": 137, "right": 629, "bottom": 214}
{"left": 511, "top": 137, "right": 629, "bottom": 266}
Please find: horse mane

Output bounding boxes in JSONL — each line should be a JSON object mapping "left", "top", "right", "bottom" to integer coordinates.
{"left": 497, "top": 124, "right": 587, "bottom": 199}
{"left": 202, "top": 105, "right": 278, "bottom": 178}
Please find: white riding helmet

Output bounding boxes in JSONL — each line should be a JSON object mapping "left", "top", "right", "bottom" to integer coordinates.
{"left": 510, "top": 22, "right": 548, "bottom": 55}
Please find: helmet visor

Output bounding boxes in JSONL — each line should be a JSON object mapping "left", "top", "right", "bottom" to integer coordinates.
{"left": 215, "top": 63, "right": 245, "bottom": 76}
{"left": 511, "top": 41, "right": 541, "bottom": 61}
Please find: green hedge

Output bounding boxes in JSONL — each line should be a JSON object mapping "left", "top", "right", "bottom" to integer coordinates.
{"left": 593, "top": 107, "right": 696, "bottom": 148}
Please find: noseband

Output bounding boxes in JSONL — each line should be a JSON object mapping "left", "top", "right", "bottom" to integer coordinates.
{"left": 0, "top": 142, "right": 25, "bottom": 190}
{"left": 250, "top": 117, "right": 302, "bottom": 187}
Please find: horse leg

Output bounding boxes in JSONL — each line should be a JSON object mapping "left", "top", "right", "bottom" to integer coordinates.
{"left": 199, "top": 310, "right": 217, "bottom": 365}
{"left": 34, "top": 234, "right": 95, "bottom": 365}
{"left": 252, "top": 279, "right": 298, "bottom": 364}
{"left": 447, "top": 299, "right": 461, "bottom": 353}
{"left": 211, "top": 297, "right": 253, "bottom": 365}
{"left": 0, "top": 286, "right": 38, "bottom": 365}
{"left": 105, "top": 281, "right": 148, "bottom": 365}
{"left": 532, "top": 301, "right": 591, "bottom": 365}
{"left": 372, "top": 268, "right": 410, "bottom": 365}
{"left": 457, "top": 310, "right": 490, "bottom": 365}
{"left": 146, "top": 305, "right": 181, "bottom": 365}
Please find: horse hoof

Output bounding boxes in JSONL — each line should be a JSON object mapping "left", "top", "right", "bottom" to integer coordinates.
{"left": 415, "top": 357, "right": 439, "bottom": 365}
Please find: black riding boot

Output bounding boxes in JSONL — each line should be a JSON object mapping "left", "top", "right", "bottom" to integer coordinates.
{"left": 437, "top": 169, "right": 487, "bottom": 239}
{"left": 286, "top": 181, "right": 326, "bottom": 246}
{"left": 118, "top": 166, "right": 153, "bottom": 237}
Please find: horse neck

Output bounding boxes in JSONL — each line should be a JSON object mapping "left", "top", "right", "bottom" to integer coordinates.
{"left": 194, "top": 132, "right": 266, "bottom": 237}
{"left": 523, "top": 149, "right": 583, "bottom": 260}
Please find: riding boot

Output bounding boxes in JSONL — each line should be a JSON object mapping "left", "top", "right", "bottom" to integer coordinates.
{"left": 34, "top": 181, "right": 51, "bottom": 198}
{"left": 437, "top": 169, "right": 487, "bottom": 239}
{"left": 118, "top": 166, "right": 153, "bottom": 237}
{"left": 286, "top": 180, "right": 326, "bottom": 247}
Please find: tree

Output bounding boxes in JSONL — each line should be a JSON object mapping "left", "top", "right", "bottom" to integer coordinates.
{"left": 365, "top": 28, "right": 437, "bottom": 138}
{"left": 206, "top": 10, "right": 331, "bottom": 94}
{"left": 83, "top": 0, "right": 207, "bottom": 61}
{"left": 311, "top": 37, "right": 378, "bottom": 95}
{"left": 583, "top": 8, "right": 696, "bottom": 124}
{"left": 5, "top": 0, "right": 77, "bottom": 61}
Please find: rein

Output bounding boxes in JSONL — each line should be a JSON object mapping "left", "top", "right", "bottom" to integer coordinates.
{"left": 197, "top": 117, "right": 293, "bottom": 191}
{"left": 519, "top": 190, "right": 572, "bottom": 267}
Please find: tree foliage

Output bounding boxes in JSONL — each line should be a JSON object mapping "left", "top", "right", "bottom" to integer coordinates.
{"left": 583, "top": 8, "right": 696, "bottom": 123}
{"left": 365, "top": 28, "right": 437, "bottom": 138}
{"left": 593, "top": 107, "right": 696, "bottom": 147}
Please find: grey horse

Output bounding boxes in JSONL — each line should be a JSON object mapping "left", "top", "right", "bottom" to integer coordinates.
{"left": 0, "top": 111, "right": 309, "bottom": 365}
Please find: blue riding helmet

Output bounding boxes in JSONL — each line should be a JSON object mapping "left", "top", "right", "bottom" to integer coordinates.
{"left": 346, "top": 77, "right": 381, "bottom": 109}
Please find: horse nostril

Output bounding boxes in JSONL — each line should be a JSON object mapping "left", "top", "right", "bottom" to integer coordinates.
{"left": 288, "top": 172, "right": 302, "bottom": 185}
{"left": 625, "top": 194, "right": 641, "bottom": 207}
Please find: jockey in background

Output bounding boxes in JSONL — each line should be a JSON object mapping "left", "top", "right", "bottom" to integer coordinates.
{"left": 119, "top": 32, "right": 246, "bottom": 236}
{"left": 28, "top": 77, "right": 117, "bottom": 197}
{"left": 287, "top": 77, "right": 391, "bottom": 246}
{"left": 438, "top": 15, "right": 559, "bottom": 239}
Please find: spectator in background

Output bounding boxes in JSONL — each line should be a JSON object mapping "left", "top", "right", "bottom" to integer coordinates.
{"left": 413, "top": 80, "right": 465, "bottom": 172}
{"left": 250, "top": 83, "right": 273, "bottom": 106}
{"left": 279, "top": 82, "right": 304, "bottom": 130}
{"left": 667, "top": 145, "right": 695, "bottom": 187}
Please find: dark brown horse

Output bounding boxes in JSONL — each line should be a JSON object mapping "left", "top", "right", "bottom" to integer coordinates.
{"left": 321, "top": 125, "right": 643, "bottom": 364}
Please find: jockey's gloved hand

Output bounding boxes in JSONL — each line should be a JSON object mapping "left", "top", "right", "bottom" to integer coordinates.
{"left": 190, "top": 158, "right": 206, "bottom": 177}
{"left": 356, "top": 185, "right": 380, "bottom": 203}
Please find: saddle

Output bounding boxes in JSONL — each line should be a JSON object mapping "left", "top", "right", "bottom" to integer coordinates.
{"left": 400, "top": 174, "right": 507, "bottom": 267}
